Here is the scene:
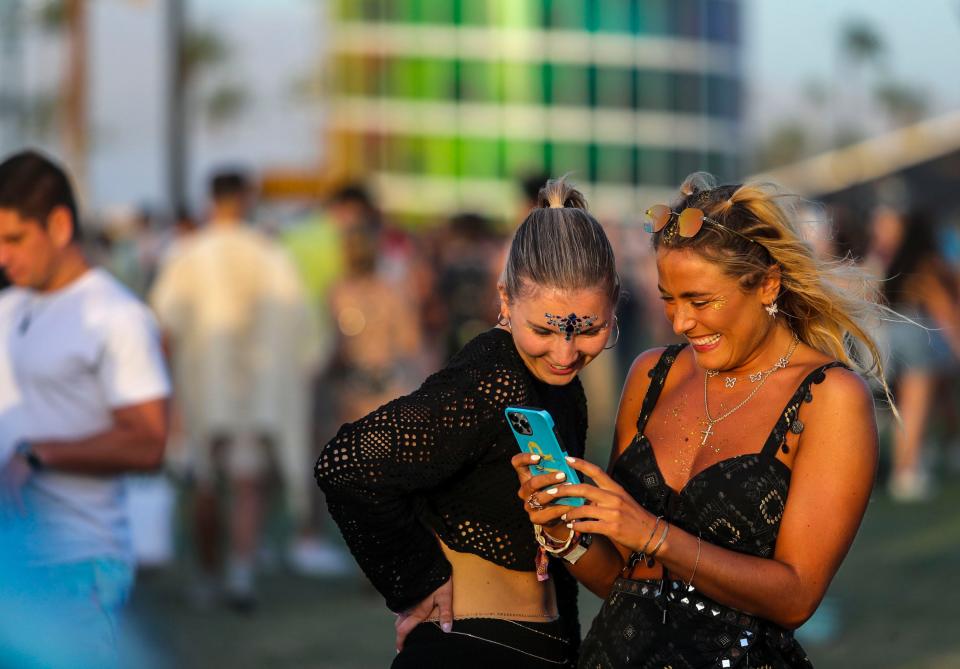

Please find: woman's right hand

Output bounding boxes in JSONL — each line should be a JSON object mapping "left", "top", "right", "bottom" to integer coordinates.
{"left": 394, "top": 578, "right": 453, "bottom": 653}
{"left": 511, "top": 452, "right": 572, "bottom": 528}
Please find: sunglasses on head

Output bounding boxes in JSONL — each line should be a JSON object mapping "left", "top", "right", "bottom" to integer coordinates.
{"left": 643, "top": 204, "right": 763, "bottom": 248}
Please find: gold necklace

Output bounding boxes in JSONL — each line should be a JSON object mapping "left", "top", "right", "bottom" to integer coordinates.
{"left": 700, "top": 334, "right": 800, "bottom": 452}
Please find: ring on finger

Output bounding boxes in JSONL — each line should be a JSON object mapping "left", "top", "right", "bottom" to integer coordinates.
{"left": 527, "top": 493, "right": 545, "bottom": 511}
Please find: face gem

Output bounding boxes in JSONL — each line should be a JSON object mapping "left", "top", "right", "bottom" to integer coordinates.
{"left": 544, "top": 312, "right": 597, "bottom": 341}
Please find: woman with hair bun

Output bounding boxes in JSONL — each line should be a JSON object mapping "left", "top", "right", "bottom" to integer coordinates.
{"left": 317, "top": 178, "right": 620, "bottom": 668}
{"left": 516, "top": 173, "right": 887, "bottom": 667}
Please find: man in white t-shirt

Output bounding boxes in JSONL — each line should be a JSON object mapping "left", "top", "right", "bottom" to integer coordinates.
{"left": 0, "top": 150, "right": 170, "bottom": 667}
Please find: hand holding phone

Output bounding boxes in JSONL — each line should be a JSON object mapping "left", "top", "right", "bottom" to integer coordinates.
{"left": 505, "top": 406, "right": 584, "bottom": 507}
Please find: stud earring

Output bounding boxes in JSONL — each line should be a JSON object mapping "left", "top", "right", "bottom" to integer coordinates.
{"left": 764, "top": 302, "right": 778, "bottom": 318}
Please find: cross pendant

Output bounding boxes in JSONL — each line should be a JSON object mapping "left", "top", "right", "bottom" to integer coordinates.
{"left": 700, "top": 422, "right": 715, "bottom": 447}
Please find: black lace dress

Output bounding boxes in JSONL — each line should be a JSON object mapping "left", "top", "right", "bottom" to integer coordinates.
{"left": 316, "top": 327, "right": 586, "bottom": 665}
{"left": 580, "top": 344, "right": 845, "bottom": 669}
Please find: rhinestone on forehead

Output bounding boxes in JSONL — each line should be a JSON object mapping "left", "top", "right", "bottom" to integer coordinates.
{"left": 544, "top": 312, "right": 597, "bottom": 341}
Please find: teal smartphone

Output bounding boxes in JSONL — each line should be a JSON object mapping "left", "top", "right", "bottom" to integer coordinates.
{"left": 505, "top": 406, "right": 584, "bottom": 507}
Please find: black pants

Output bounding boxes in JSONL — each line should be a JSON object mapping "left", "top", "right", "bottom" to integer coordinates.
{"left": 392, "top": 618, "right": 573, "bottom": 669}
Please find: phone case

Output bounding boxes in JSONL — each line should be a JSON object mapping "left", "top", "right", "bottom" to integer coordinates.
{"left": 505, "top": 406, "right": 584, "bottom": 507}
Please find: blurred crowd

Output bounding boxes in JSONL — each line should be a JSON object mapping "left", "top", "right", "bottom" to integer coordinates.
{"left": 3, "top": 168, "right": 958, "bottom": 612}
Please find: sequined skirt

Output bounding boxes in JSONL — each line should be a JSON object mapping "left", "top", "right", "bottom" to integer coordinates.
{"left": 579, "top": 577, "right": 813, "bottom": 669}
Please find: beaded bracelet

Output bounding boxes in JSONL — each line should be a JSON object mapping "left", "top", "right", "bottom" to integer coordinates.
{"left": 534, "top": 523, "right": 576, "bottom": 553}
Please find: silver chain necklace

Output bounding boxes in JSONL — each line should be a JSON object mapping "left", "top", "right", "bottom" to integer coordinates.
{"left": 700, "top": 334, "right": 800, "bottom": 451}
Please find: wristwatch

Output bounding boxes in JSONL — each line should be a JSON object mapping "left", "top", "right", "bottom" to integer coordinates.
{"left": 14, "top": 440, "right": 45, "bottom": 471}
{"left": 562, "top": 532, "right": 593, "bottom": 565}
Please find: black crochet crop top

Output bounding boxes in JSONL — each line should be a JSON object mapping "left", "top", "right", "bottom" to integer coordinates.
{"left": 315, "top": 328, "right": 588, "bottom": 617}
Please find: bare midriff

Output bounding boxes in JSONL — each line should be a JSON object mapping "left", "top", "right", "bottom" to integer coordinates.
{"left": 425, "top": 539, "right": 559, "bottom": 622}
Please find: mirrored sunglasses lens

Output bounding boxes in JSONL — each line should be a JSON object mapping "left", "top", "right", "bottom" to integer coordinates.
{"left": 677, "top": 208, "right": 705, "bottom": 237}
{"left": 645, "top": 204, "right": 672, "bottom": 232}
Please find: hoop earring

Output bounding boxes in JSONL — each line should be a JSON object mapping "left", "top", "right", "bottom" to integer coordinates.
{"left": 497, "top": 313, "right": 510, "bottom": 328}
{"left": 764, "top": 301, "right": 779, "bottom": 318}
{"left": 603, "top": 317, "right": 620, "bottom": 350}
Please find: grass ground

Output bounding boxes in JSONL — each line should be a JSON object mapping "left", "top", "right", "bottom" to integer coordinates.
{"left": 124, "top": 471, "right": 960, "bottom": 669}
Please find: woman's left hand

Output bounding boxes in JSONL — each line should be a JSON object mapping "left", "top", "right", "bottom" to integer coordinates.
{"left": 538, "top": 457, "right": 657, "bottom": 553}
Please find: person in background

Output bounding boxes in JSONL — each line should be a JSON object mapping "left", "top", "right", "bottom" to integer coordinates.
{"left": 317, "top": 178, "right": 620, "bottom": 668}
{"left": 150, "top": 169, "right": 318, "bottom": 610}
{"left": 328, "top": 221, "right": 423, "bottom": 424}
{"left": 0, "top": 149, "right": 170, "bottom": 667}
{"left": 434, "top": 212, "right": 504, "bottom": 360}
{"left": 517, "top": 173, "right": 887, "bottom": 667}
{"left": 280, "top": 184, "right": 375, "bottom": 576}
{"left": 866, "top": 206, "right": 960, "bottom": 501}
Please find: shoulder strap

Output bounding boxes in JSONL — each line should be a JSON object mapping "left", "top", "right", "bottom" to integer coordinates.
{"left": 635, "top": 344, "right": 688, "bottom": 435}
{"left": 760, "top": 361, "right": 850, "bottom": 459}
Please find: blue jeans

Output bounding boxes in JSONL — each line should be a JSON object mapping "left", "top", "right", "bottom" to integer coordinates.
{"left": 0, "top": 558, "right": 135, "bottom": 669}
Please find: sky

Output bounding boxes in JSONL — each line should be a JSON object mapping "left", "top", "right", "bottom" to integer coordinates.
{"left": 745, "top": 0, "right": 960, "bottom": 133}
{"left": 6, "top": 0, "right": 960, "bottom": 213}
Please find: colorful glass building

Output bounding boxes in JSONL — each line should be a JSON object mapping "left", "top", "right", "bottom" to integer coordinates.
{"left": 325, "top": 0, "right": 742, "bottom": 222}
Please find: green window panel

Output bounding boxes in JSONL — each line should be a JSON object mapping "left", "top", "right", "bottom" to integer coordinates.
{"left": 410, "top": 0, "right": 455, "bottom": 23}
{"left": 337, "top": 55, "right": 378, "bottom": 97}
{"left": 546, "top": 0, "right": 591, "bottom": 31}
{"left": 357, "top": 0, "right": 385, "bottom": 21}
{"left": 424, "top": 136, "right": 459, "bottom": 176}
{"left": 503, "top": 139, "right": 545, "bottom": 178}
{"left": 550, "top": 142, "right": 589, "bottom": 181}
{"left": 706, "top": 74, "right": 740, "bottom": 120}
{"left": 636, "top": 0, "right": 670, "bottom": 35}
{"left": 675, "top": 150, "right": 706, "bottom": 185}
{"left": 547, "top": 64, "right": 590, "bottom": 106}
{"left": 675, "top": 73, "right": 705, "bottom": 114}
{"left": 706, "top": 152, "right": 738, "bottom": 182}
{"left": 595, "top": 66, "right": 633, "bottom": 109}
{"left": 331, "top": 0, "right": 352, "bottom": 21}
{"left": 459, "top": 138, "right": 502, "bottom": 179}
{"left": 675, "top": 0, "right": 704, "bottom": 39}
{"left": 454, "top": 0, "right": 492, "bottom": 26}
{"left": 459, "top": 60, "right": 503, "bottom": 103}
{"left": 421, "top": 58, "right": 457, "bottom": 101}
{"left": 592, "top": 0, "right": 635, "bottom": 34}
{"left": 638, "top": 148, "right": 674, "bottom": 187}
{"left": 385, "top": 135, "right": 426, "bottom": 172}
{"left": 706, "top": 0, "right": 739, "bottom": 43}
{"left": 594, "top": 144, "right": 634, "bottom": 184}
{"left": 333, "top": 131, "right": 368, "bottom": 174}
{"left": 494, "top": 0, "right": 543, "bottom": 28}
{"left": 636, "top": 70, "right": 674, "bottom": 112}
{"left": 501, "top": 62, "right": 545, "bottom": 105}
{"left": 383, "top": 58, "right": 420, "bottom": 98}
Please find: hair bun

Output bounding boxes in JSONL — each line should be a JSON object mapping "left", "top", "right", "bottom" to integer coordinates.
{"left": 536, "top": 177, "right": 587, "bottom": 211}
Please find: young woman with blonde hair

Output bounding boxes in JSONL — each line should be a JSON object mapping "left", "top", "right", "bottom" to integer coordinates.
{"left": 318, "top": 178, "right": 620, "bottom": 668}
{"left": 516, "top": 173, "right": 886, "bottom": 667}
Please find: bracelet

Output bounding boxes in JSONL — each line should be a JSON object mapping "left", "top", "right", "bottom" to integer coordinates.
{"left": 686, "top": 533, "right": 702, "bottom": 589}
{"left": 561, "top": 532, "right": 592, "bottom": 564}
{"left": 645, "top": 519, "right": 670, "bottom": 567}
{"left": 624, "top": 515, "right": 664, "bottom": 572}
{"left": 534, "top": 524, "right": 576, "bottom": 554}
{"left": 640, "top": 516, "right": 663, "bottom": 555}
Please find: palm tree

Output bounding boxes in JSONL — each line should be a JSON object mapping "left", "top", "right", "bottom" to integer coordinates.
{"left": 873, "top": 82, "right": 929, "bottom": 128}
{"left": 835, "top": 18, "right": 886, "bottom": 147}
